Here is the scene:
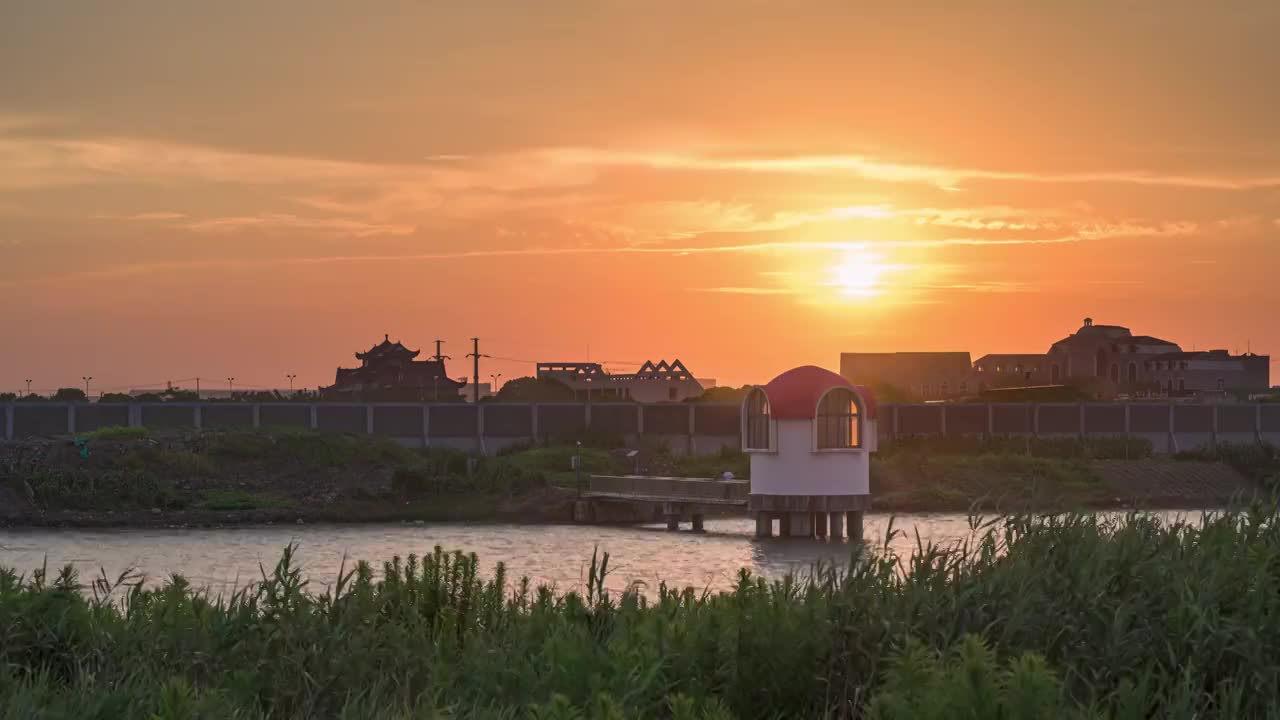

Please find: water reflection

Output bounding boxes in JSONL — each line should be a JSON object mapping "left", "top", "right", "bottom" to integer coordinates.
{"left": 0, "top": 510, "right": 1215, "bottom": 597}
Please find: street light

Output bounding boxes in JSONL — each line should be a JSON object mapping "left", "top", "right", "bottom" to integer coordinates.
{"left": 82, "top": 376, "right": 92, "bottom": 397}
{"left": 489, "top": 373, "right": 502, "bottom": 398}
{"left": 286, "top": 373, "right": 297, "bottom": 393}
{"left": 24, "top": 379, "right": 31, "bottom": 396}
{"left": 226, "top": 377, "right": 235, "bottom": 397}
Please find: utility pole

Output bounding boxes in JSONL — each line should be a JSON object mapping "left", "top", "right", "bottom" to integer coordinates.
{"left": 195, "top": 377, "right": 201, "bottom": 400}
{"left": 467, "top": 338, "right": 483, "bottom": 404}
{"left": 431, "top": 340, "right": 450, "bottom": 402}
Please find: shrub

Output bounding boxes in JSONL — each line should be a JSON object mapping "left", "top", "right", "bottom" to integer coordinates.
{"left": 83, "top": 426, "right": 149, "bottom": 442}
{"left": 51, "top": 388, "right": 87, "bottom": 402}
{"left": 8, "top": 512, "right": 1280, "bottom": 715}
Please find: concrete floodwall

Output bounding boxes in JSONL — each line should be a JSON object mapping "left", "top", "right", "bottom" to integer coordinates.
{"left": 3, "top": 401, "right": 1277, "bottom": 455}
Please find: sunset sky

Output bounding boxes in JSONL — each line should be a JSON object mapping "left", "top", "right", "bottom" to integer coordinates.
{"left": 2, "top": 1, "right": 1278, "bottom": 393}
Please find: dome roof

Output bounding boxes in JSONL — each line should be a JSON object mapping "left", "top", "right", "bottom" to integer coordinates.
{"left": 759, "top": 365, "right": 877, "bottom": 420}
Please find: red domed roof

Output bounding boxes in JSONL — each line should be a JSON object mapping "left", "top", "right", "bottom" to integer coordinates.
{"left": 758, "top": 365, "right": 877, "bottom": 420}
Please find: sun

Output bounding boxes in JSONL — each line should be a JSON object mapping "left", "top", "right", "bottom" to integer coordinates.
{"left": 830, "top": 249, "right": 896, "bottom": 298}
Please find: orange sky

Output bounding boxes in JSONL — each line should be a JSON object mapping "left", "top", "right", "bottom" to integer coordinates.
{"left": 1, "top": 1, "right": 1278, "bottom": 392}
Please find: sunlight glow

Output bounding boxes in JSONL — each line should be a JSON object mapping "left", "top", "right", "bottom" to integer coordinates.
{"left": 828, "top": 249, "right": 903, "bottom": 298}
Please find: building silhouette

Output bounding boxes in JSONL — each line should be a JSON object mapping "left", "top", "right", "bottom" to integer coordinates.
{"left": 327, "top": 335, "right": 464, "bottom": 401}
{"left": 843, "top": 318, "right": 1269, "bottom": 400}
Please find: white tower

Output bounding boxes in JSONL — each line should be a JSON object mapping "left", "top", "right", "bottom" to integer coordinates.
{"left": 741, "top": 366, "right": 878, "bottom": 540}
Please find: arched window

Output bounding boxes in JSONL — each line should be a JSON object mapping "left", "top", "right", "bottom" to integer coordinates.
{"left": 816, "top": 388, "right": 860, "bottom": 449}
{"left": 1051, "top": 364, "right": 1061, "bottom": 384}
{"left": 744, "top": 388, "right": 771, "bottom": 450}
{"left": 1127, "top": 362, "right": 1138, "bottom": 383}
{"left": 1179, "top": 379, "right": 1186, "bottom": 392}
{"left": 1109, "top": 363, "right": 1120, "bottom": 383}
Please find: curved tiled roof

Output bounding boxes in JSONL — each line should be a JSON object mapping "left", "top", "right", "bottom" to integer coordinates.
{"left": 758, "top": 365, "right": 877, "bottom": 420}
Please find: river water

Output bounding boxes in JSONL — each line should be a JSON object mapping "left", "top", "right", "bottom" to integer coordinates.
{"left": 0, "top": 511, "right": 1213, "bottom": 597}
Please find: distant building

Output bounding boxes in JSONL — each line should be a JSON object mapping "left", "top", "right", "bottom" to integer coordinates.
{"left": 536, "top": 359, "right": 711, "bottom": 402}
{"left": 839, "top": 352, "right": 973, "bottom": 401}
{"left": 976, "top": 318, "right": 1269, "bottom": 398}
{"left": 327, "top": 335, "right": 465, "bottom": 401}
{"left": 852, "top": 318, "right": 1270, "bottom": 401}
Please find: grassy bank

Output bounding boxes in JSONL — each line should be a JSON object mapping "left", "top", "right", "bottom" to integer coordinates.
{"left": 4, "top": 509, "right": 1280, "bottom": 716}
{"left": 0, "top": 428, "right": 565, "bottom": 526}
{"left": 1, "top": 429, "right": 1269, "bottom": 526}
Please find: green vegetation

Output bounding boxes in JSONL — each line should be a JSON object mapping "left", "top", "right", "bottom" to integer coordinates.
{"left": 872, "top": 453, "right": 1107, "bottom": 511}
{"left": 82, "top": 425, "right": 150, "bottom": 441}
{"left": 5, "top": 429, "right": 557, "bottom": 520}
{"left": 5, "top": 510, "right": 1280, "bottom": 716}
{"left": 1175, "top": 442, "right": 1280, "bottom": 489}
{"left": 391, "top": 451, "right": 546, "bottom": 497}
{"left": 881, "top": 434, "right": 1153, "bottom": 460}
{"left": 663, "top": 446, "right": 750, "bottom": 479}
{"left": 200, "top": 427, "right": 421, "bottom": 468}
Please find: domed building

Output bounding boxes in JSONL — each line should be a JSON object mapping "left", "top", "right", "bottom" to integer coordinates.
{"left": 742, "top": 366, "right": 878, "bottom": 540}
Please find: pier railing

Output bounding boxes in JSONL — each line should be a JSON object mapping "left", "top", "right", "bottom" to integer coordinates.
{"left": 584, "top": 475, "right": 750, "bottom": 506}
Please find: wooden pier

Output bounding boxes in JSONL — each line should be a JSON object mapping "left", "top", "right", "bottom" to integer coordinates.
{"left": 577, "top": 475, "right": 863, "bottom": 540}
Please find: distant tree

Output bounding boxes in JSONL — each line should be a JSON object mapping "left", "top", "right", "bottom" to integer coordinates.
{"left": 164, "top": 388, "right": 200, "bottom": 402}
{"left": 686, "top": 386, "right": 750, "bottom": 404}
{"left": 98, "top": 393, "right": 135, "bottom": 403}
{"left": 0, "top": 392, "right": 16, "bottom": 403}
{"left": 17, "top": 393, "right": 45, "bottom": 402}
{"left": 52, "top": 387, "right": 88, "bottom": 402}
{"left": 134, "top": 393, "right": 165, "bottom": 402}
{"left": 494, "top": 376, "right": 576, "bottom": 403}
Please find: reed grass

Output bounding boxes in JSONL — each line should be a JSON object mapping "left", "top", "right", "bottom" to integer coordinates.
{"left": 3, "top": 509, "right": 1280, "bottom": 717}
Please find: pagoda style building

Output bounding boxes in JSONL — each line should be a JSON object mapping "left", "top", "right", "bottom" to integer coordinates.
{"left": 327, "top": 335, "right": 465, "bottom": 401}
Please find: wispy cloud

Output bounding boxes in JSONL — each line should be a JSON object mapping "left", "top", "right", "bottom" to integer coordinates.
{"left": 695, "top": 286, "right": 800, "bottom": 295}
{"left": 551, "top": 148, "right": 1280, "bottom": 191}
{"left": 182, "top": 213, "right": 416, "bottom": 238}
{"left": 92, "top": 211, "right": 189, "bottom": 221}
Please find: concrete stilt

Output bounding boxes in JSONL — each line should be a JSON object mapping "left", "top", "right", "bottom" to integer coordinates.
{"left": 691, "top": 514, "right": 705, "bottom": 533}
{"left": 666, "top": 515, "right": 680, "bottom": 531}
{"left": 754, "top": 513, "right": 773, "bottom": 539}
{"left": 789, "top": 512, "right": 813, "bottom": 538}
{"left": 814, "top": 512, "right": 828, "bottom": 539}
{"left": 779, "top": 513, "right": 792, "bottom": 537}
{"left": 828, "top": 512, "right": 844, "bottom": 540}
{"left": 846, "top": 511, "right": 864, "bottom": 542}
